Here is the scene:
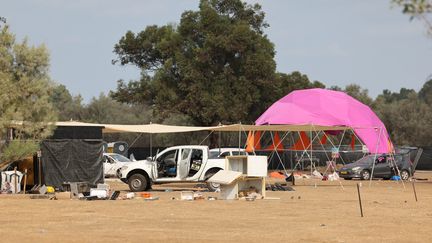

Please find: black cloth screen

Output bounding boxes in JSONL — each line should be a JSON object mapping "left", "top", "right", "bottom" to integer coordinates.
{"left": 41, "top": 139, "right": 104, "bottom": 189}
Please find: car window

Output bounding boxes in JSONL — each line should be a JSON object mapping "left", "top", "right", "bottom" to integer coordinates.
{"left": 394, "top": 155, "right": 403, "bottom": 163}
{"left": 232, "top": 151, "right": 246, "bottom": 156}
{"left": 110, "top": 154, "right": 131, "bottom": 162}
{"left": 356, "top": 156, "right": 374, "bottom": 165}
{"left": 191, "top": 149, "right": 203, "bottom": 161}
{"left": 158, "top": 149, "right": 178, "bottom": 164}
{"left": 219, "top": 152, "right": 230, "bottom": 158}
{"left": 375, "top": 156, "right": 386, "bottom": 164}
{"left": 209, "top": 151, "right": 219, "bottom": 159}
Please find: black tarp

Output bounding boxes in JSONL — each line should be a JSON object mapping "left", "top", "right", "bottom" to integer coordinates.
{"left": 41, "top": 139, "right": 104, "bottom": 189}
{"left": 416, "top": 147, "right": 432, "bottom": 170}
{"left": 51, "top": 126, "right": 102, "bottom": 139}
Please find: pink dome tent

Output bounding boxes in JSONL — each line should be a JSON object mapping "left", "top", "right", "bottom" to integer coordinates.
{"left": 255, "top": 88, "right": 391, "bottom": 154}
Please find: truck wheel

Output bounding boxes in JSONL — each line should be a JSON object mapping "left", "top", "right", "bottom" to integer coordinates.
{"left": 207, "top": 181, "right": 220, "bottom": 192}
{"left": 128, "top": 173, "right": 148, "bottom": 192}
{"left": 205, "top": 170, "right": 221, "bottom": 192}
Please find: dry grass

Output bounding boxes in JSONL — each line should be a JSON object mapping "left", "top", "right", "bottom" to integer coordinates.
{"left": 0, "top": 172, "right": 431, "bottom": 243}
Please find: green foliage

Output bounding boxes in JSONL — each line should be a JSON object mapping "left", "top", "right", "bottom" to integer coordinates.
{"left": 418, "top": 79, "right": 432, "bottom": 104}
{"left": 112, "top": 0, "right": 278, "bottom": 125}
{"left": 375, "top": 88, "right": 416, "bottom": 103}
{"left": 274, "top": 72, "right": 325, "bottom": 98}
{"left": 84, "top": 93, "right": 153, "bottom": 124}
{"left": 392, "top": 0, "right": 432, "bottom": 35}
{"left": 373, "top": 82, "right": 432, "bottom": 146}
{"left": 374, "top": 91, "right": 432, "bottom": 146}
{"left": 50, "top": 84, "right": 86, "bottom": 121}
{"left": 0, "top": 25, "right": 57, "bottom": 161}
{"left": 1, "top": 140, "right": 39, "bottom": 162}
{"left": 111, "top": 0, "right": 327, "bottom": 127}
{"left": 343, "top": 84, "right": 373, "bottom": 106}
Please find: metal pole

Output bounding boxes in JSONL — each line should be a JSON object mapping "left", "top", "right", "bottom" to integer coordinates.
{"left": 218, "top": 129, "right": 221, "bottom": 154}
{"left": 238, "top": 123, "right": 242, "bottom": 152}
{"left": 412, "top": 179, "right": 418, "bottom": 202}
{"left": 357, "top": 183, "right": 364, "bottom": 217}
{"left": 13, "top": 167, "right": 17, "bottom": 194}
{"left": 310, "top": 130, "right": 313, "bottom": 175}
{"left": 23, "top": 169, "right": 27, "bottom": 194}
{"left": 37, "top": 152, "right": 42, "bottom": 185}
{"left": 150, "top": 133, "right": 153, "bottom": 158}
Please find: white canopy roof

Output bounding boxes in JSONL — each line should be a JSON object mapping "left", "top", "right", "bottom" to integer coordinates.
{"left": 54, "top": 121, "right": 349, "bottom": 133}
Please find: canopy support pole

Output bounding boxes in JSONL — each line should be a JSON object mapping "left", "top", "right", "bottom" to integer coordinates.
{"left": 369, "top": 127, "right": 383, "bottom": 187}
{"left": 238, "top": 122, "right": 241, "bottom": 153}
{"left": 150, "top": 133, "right": 152, "bottom": 158}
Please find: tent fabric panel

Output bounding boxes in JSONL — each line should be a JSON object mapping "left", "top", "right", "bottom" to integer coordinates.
{"left": 290, "top": 131, "right": 311, "bottom": 150}
{"left": 255, "top": 88, "right": 391, "bottom": 153}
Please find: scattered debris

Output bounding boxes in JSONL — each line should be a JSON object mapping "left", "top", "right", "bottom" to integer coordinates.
{"left": 193, "top": 192, "right": 205, "bottom": 200}
{"left": 110, "top": 191, "right": 120, "bottom": 200}
{"left": 0, "top": 170, "right": 23, "bottom": 194}
{"left": 269, "top": 171, "right": 286, "bottom": 179}
{"left": 266, "top": 183, "right": 295, "bottom": 191}
{"left": 180, "top": 191, "right": 194, "bottom": 201}
{"left": 140, "top": 192, "right": 152, "bottom": 199}
{"left": 29, "top": 194, "right": 55, "bottom": 200}
{"left": 312, "top": 170, "right": 323, "bottom": 179}
{"left": 125, "top": 192, "right": 135, "bottom": 199}
{"left": 144, "top": 196, "right": 159, "bottom": 201}
{"left": 193, "top": 183, "right": 210, "bottom": 191}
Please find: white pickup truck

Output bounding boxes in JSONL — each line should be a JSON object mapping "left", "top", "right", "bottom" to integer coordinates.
{"left": 118, "top": 146, "right": 247, "bottom": 192}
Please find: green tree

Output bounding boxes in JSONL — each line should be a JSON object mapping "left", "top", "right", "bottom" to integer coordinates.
{"left": 344, "top": 84, "right": 373, "bottom": 106}
{"left": 84, "top": 93, "right": 152, "bottom": 124}
{"left": 0, "top": 24, "right": 57, "bottom": 162}
{"left": 392, "top": 0, "right": 432, "bottom": 36}
{"left": 375, "top": 92, "right": 432, "bottom": 146}
{"left": 274, "top": 71, "right": 325, "bottom": 98}
{"left": 50, "top": 84, "right": 86, "bottom": 121}
{"left": 112, "top": 0, "right": 277, "bottom": 126}
{"left": 418, "top": 78, "right": 432, "bottom": 104}
{"left": 376, "top": 88, "right": 416, "bottom": 103}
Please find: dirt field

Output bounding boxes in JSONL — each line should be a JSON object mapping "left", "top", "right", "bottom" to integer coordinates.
{"left": 0, "top": 172, "right": 431, "bottom": 243}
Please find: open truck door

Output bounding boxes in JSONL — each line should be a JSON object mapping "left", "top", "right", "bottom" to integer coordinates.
{"left": 178, "top": 148, "right": 192, "bottom": 179}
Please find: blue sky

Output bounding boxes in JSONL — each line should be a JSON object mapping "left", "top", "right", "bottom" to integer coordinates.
{"left": 3, "top": 0, "right": 432, "bottom": 102}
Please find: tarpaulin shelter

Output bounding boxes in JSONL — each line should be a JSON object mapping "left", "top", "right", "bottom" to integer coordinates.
{"left": 255, "top": 88, "right": 391, "bottom": 154}
{"left": 41, "top": 125, "right": 104, "bottom": 189}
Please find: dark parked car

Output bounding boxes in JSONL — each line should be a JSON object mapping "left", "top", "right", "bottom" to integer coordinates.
{"left": 338, "top": 153, "right": 413, "bottom": 180}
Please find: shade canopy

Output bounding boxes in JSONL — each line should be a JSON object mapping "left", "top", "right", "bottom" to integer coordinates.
{"left": 255, "top": 88, "right": 391, "bottom": 154}
{"left": 54, "top": 121, "right": 349, "bottom": 134}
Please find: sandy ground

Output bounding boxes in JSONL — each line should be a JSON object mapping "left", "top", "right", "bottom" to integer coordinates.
{"left": 0, "top": 172, "right": 431, "bottom": 243}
